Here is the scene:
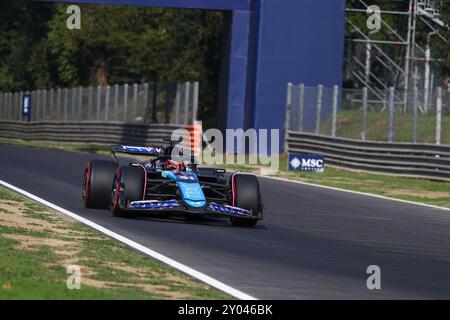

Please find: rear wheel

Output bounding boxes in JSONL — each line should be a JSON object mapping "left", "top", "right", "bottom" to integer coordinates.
{"left": 83, "top": 160, "right": 117, "bottom": 209}
{"left": 110, "top": 165, "right": 145, "bottom": 217}
{"left": 229, "top": 174, "right": 261, "bottom": 227}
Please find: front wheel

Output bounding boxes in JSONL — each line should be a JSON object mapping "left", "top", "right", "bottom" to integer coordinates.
{"left": 229, "top": 174, "right": 261, "bottom": 227}
{"left": 110, "top": 165, "right": 145, "bottom": 217}
{"left": 83, "top": 160, "right": 117, "bottom": 209}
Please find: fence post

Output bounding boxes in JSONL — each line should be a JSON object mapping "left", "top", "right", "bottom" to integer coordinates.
{"left": 5, "top": 92, "right": 10, "bottom": 120}
{"left": 0, "top": 93, "right": 2, "bottom": 119}
{"left": 17, "top": 92, "right": 20, "bottom": 120}
{"left": 9, "top": 92, "right": 12, "bottom": 120}
{"left": 124, "top": 83, "right": 128, "bottom": 122}
{"left": 10, "top": 92, "right": 14, "bottom": 120}
{"left": 4, "top": 93, "right": 7, "bottom": 120}
{"left": 71, "top": 88, "right": 76, "bottom": 122}
{"left": 19, "top": 91, "right": 23, "bottom": 121}
{"left": 37, "top": 90, "right": 41, "bottom": 121}
{"left": 152, "top": 82, "right": 158, "bottom": 123}
{"left": 114, "top": 84, "right": 119, "bottom": 122}
{"left": 5, "top": 92, "right": 11, "bottom": 120}
{"left": 3, "top": 93, "right": 6, "bottom": 120}
{"left": 43, "top": 89, "right": 47, "bottom": 121}
{"left": 15, "top": 92, "right": 18, "bottom": 120}
{"left": 284, "top": 83, "right": 293, "bottom": 153}
{"left": 435, "top": 87, "right": 442, "bottom": 145}
{"left": 361, "top": 87, "right": 368, "bottom": 141}
{"left": 448, "top": 87, "right": 450, "bottom": 114}
{"left": 29, "top": 91, "right": 33, "bottom": 122}
{"left": 5, "top": 92, "right": 8, "bottom": 120}
{"left": 174, "top": 84, "right": 181, "bottom": 124}
{"left": 48, "top": 89, "right": 53, "bottom": 121}
{"left": 192, "top": 81, "right": 199, "bottom": 124}
{"left": 0, "top": 93, "right": 3, "bottom": 119}
{"left": 14, "top": 92, "right": 18, "bottom": 120}
{"left": 3, "top": 92, "right": 6, "bottom": 120}
{"left": 13, "top": 92, "right": 16, "bottom": 120}
{"left": 88, "top": 86, "right": 93, "bottom": 120}
{"left": 143, "top": 83, "right": 148, "bottom": 124}
{"left": 297, "top": 83, "right": 304, "bottom": 132}
{"left": 35, "top": 90, "right": 40, "bottom": 121}
{"left": 4, "top": 92, "right": 7, "bottom": 120}
{"left": 315, "top": 84, "right": 323, "bottom": 134}
{"left": 388, "top": 87, "right": 395, "bottom": 142}
{"left": 133, "top": 83, "right": 138, "bottom": 122}
{"left": 184, "top": 82, "right": 190, "bottom": 125}
{"left": 331, "top": 85, "right": 339, "bottom": 137}
{"left": 78, "top": 86, "right": 82, "bottom": 121}
{"left": 57, "top": 88, "right": 61, "bottom": 121}
{"left": 64, "top": 89, "right": 68, "bottom": 122}
{"left": 12, "top": 92, "right": 15, "bottom": 120}
{"left": 412, "top": 85, "right": 418, "bottom": 143}
{"left": 11, "top": 92, "right": 14, "bottom": 120}
{"left": 448, "top": 87, "right": 450, "bottom": 115}
{"left": 10, "top": 92, "right": 13, "bottom": 120}
{"left": 105, "top": 85, "right": 110, "bottom": 122}
{"left": 97, "top": 85, "right": 101, "bottom": 121}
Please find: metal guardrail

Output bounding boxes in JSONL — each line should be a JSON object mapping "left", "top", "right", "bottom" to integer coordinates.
{"left": 287, "top": 131, "right": 450, "bottom": 182}
{"left": 0, "top": 121, "right": 182, "bottom": 146}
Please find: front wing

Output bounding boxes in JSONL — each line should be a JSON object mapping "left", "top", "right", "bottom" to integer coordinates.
{"left": 127, "top": 200, "right": 260, "bottom": 220}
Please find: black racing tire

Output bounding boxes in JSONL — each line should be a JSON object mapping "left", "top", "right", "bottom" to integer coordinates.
{"left": 110, "top": 165, "right": 145, "bottom": 217}
{"left": 83, "top": 160, "right": 117, "bottom": 209}
{"left": 229, "top": 174, "right": 261, "bottom": 227}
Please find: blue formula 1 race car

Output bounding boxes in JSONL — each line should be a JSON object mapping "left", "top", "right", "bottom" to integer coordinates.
{"left": 82, "top": 139, "right": 263, "bottom": 227}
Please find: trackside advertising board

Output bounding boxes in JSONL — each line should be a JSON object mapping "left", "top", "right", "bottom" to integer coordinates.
{"left": 288, "top": 153, "right": 324, "bottom": 172}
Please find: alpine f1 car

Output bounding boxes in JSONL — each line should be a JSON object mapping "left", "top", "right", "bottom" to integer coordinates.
{"left": 82, "top": 139, "right": 263, "bottom": 227}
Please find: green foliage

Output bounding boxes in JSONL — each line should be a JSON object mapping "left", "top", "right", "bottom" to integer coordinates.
{"left": 0, "top": 2, "right": 224, "bottom": 121}
{"left": 0, "top": 1, "right": 55, "bottom": 91}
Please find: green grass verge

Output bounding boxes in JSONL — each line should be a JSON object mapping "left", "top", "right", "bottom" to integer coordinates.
{"left": 1, "top": 138, "right": 449, "bottom": 208}
{"left": 0, "top": 138, "right": 110, "bottom": 155}
{"left": 0, "top": 186, "right": 230, "bottom": 300}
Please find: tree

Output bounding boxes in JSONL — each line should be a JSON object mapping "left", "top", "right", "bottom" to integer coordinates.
{"left": 0, "top": 0, "right": 54, "bottom": 91}
{"left": 0, "top": 2, "right": 224, "bottom": 123}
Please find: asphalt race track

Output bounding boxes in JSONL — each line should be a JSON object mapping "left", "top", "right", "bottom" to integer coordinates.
{"left": 0, "top": 145, "right": 450, "bottom": 299}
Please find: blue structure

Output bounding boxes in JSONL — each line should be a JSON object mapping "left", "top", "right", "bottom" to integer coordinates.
{"left": 37, "top": 0, "right": 346, "bottom": 151}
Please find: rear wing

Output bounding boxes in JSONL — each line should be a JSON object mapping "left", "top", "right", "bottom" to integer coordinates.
{"left": 110, "top": 145, "right": 162, "bottom": 163}
{"left": 111, "top": 145, "right": 163, "bottom": 155}
{"left": 110, "top": 137, "right": 188, "bottom": 165}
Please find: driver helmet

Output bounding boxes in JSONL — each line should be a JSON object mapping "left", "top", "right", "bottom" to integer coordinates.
{"left": 165, "top": 160, "right": 186, "bottom": 171}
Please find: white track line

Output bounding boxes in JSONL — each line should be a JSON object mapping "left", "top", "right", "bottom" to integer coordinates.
{"left": 261, "top": 175, "right": 450, "bottom": 212}
{"left": 0, "top": 179, "right": 256, "bottom": 300}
